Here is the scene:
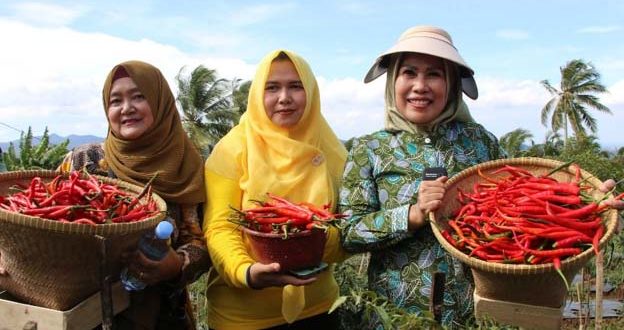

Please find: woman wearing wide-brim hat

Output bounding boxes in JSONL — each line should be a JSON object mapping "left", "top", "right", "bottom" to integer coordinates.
{"left": 337, "top": 25, "right": 504, "bottom": 328}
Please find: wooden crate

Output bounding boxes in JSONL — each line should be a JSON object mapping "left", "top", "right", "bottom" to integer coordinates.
{"left": 474, "top": 292, "right": 564, "bottom": 330}
{"left": 0, "top": 282, "right": 129, "bottom": 330}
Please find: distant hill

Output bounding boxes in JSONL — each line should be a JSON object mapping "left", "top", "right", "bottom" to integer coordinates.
{"left": 0, "top": 134, "right": 104, "bottom": 153}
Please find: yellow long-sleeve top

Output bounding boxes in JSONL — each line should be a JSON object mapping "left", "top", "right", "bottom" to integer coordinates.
{"left": 203, "top": 169, "right": 348, "bottom": 330}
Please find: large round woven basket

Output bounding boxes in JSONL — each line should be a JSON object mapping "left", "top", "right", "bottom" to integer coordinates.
{"left": 429, "top": 157, "right": 618, "bottom": 308}
{"left": 0, "top": 170, "right": 167, "bottom": 310}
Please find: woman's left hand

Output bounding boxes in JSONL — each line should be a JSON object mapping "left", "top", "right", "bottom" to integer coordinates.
{"left": 122, "top": 247, "right": 184, "bottom": 285}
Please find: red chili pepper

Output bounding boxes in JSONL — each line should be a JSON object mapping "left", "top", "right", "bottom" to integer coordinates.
{"left": 553, "top": 202, "right": 597, "bottom": 219}
{"left": 491, "top": 165, "right": 533, "bottom": 177}
{"left": 251, "top": 216, "right": 290, "bottom": 225}
{"left": 37, "top": 190, "right": 70, "bottom": 207}
{"left": 441, "top": 230, "right": 459, "bottom": 248}
{"left": 111, "top": 210, "right": 148, "bottom": 223}
{"left": 526, "top": 247, "right": 582, "bottom": 258}
{"left": 72, "top": 218, "right": 98, "bottom": 225}
{"left": 21, "top": 205, "right": 68, "bottom": 217}
{"left": 515, "top": 182, "right": 580, "bottom": 196}
{"left": 592, "top": 224, "right": 604, "bottom": 255}
{"left": 477, "top": 168, "right": 501, "bottom": 184}
{"left": 553, "top": 235, "right": 592, "bottom": 248}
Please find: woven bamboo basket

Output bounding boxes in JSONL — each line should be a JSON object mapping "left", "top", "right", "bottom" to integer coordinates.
{"left": 429, "top": 157, "right": 618, "bottom": 308}
{"left": 0, "top": 170, "right": 167, "bottom": 310}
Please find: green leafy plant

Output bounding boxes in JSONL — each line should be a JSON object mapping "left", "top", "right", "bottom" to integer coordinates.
{"left": 2, "top": 127, "right": 69, "bottom": 171}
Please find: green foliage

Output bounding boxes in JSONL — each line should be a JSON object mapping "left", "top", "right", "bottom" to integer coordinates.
{"left": 499, "top": 128, "right": 533, "bottom": 158}
{"left": 1, "top": 127, "right": 69, "bottom": 171}
{"left": 334, "top": 255, "right": 447, "bottom": 329}
{"left": 524, "top": 131, "right": 564, "bottom": 158}
{"left": 176, "top": 65, "right": 250, "bottom": 157}
{"left": 232, "top": 80, "right": 251, "bottom": 115}
{"left": 188, "top": 274, "right": 210, "bottom": 329}
{"left": 604, "top": 230, "right": 624, "bottom": 286}
{"left": 555, "top": 137, "right": 624, "bottom": 183}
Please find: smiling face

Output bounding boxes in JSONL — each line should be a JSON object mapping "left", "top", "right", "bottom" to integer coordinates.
{"left": 394, "top": 53, "right": 448, "bottom": 125}
{"left": 263, "top": 59, "right": 306, "bottom": 128}
{"left": 107, "top": 76, "right": 154, "bottom": 140}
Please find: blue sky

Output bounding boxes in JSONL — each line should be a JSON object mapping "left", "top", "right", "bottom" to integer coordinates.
{"left": 1, "top": 0, "right": 623, "bottom": 149}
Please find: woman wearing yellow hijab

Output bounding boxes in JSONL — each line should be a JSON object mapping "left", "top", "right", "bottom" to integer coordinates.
{"left": 203, "top": 50, "right": 347, "bottom": 329}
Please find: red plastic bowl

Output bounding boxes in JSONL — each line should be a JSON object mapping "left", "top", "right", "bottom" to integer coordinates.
{"left": 242, "top": 227, "right": 327, "bottom": 271}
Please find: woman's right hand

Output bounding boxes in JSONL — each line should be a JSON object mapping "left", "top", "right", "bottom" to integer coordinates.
{"left": 248, "top": 262, "right": 316, "bottom": 289}
{"left": 408, "top": 176, "right": 448, "bottom": 231}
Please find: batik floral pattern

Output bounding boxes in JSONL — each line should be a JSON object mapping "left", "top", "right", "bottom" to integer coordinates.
{"left": 339, "top": 121, "right": 504, "bottom": 329}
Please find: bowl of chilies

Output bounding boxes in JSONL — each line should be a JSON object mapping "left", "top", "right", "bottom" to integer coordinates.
{"left": 0, "top": 170, "right": 166, "bottom": 310}
{"left": 233, "top": 193, "right": 345, "bottom": 271}
{"left": 429, "top": 157, "right": 620, "bottom": 308}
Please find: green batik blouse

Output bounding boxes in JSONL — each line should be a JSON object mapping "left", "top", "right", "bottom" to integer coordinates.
{"left": 339, "top": 121, "right": 505, "bottom": 329}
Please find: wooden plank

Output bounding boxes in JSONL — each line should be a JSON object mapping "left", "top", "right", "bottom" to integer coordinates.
{"left": 474, "top": 292, "right": 564, "bottom": 330}
{"left": 0, "top": 282, "right": 129, "bottom": 330}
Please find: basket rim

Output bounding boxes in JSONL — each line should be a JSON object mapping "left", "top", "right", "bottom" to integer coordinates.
{"left": 429, "top": 157, "right": 618, "bottom": 275}
{"left": 0, "top": 170, "right": 167, "bottom": 235}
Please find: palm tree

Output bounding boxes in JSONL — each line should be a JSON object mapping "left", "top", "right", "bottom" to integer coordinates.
{"left": 176, "top": 65, "right": 240, "bottom": 156}
{"left": 499, "top": 128, "right": 533, "bottom": 158}
{"left": 524, "top": 130, "right": 564, "bottom": 158}
{"left": 232, "top": 80, "right": 251, "bottom": 115}
{"left": 540, "top": 59, "right": 612, "bottom": 146}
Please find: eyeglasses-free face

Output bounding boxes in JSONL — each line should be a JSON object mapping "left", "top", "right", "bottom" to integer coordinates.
{"left": 107, "top": 77, "right": 154, "bottom": 140}
{"left": 394, "top": 53, "right": 448, "bottom": 125}
{"left": 263, "top": 59, "right": 306, "bottom": 128}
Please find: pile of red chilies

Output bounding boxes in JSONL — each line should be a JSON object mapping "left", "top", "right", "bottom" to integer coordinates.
{"left": 441, "top": 164, "right": 623, "bottom": 274}
{"left": 235, "top": 193, "right": 346, "bottom": 235}
{"left": 0, "top": 171, "right": 159, "bottom": 225}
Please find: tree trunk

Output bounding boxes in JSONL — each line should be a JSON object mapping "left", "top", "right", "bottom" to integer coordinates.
{"left": 564, "top": 116, "right": 569, "bottom": 147}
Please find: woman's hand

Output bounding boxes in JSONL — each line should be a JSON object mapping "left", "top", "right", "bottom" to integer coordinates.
{"left": 599, "top": 179, "right": 624, "bottom": 209}
{"left": 409, "top": 176, "right": 447, "bottom": 231}
{"left": 247, "top": 262, "right": 316, "bottom": 289}
{"left": 600, "top": 179, "right": 624, "bottom": 233}
{"left": 122, "top": 247, "right": 184, "bottom": 285}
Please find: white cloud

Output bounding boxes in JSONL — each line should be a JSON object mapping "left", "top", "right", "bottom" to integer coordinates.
{"left": 577, "top": 25, "right": 622, "bottom": 34}
{"left": 0, "top": 19, "right": 256, "bottom": 142}
{"left": 476, "top": 77, "right": 549, "bottom": 106}
{"left": 603, "top": 80, "right": 624, "bottom": 105}
{"left": 495, "top": 29, "right": 530, "bottom": 40}
{"left": 9, "top": 2, "right": 86, "bottom": 26}
{"left": 318, "top": 74, "right": 623, "bottom": 149}
{"left": 470, "top": 77, "right": 624, "bottom": 148}
{"left": 1, "top": 18, "right": 621, "bottom": 151}
{"left": 318, "top": 77, "right": 385, "bottom": 140}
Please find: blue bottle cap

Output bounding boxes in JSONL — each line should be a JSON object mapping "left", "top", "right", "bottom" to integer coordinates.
{"left": 154, "top": 221, "right": 174, "bottom": 240}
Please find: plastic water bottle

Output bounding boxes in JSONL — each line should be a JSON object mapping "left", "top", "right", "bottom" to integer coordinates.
{"left": 120, "top": 220, "right": 174, "bottom": 291}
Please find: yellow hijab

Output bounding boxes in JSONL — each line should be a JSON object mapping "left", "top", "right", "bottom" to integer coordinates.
{"left": 384, "top": 53, "right": 475, "bottom": 134}
{"left": 102, "top": 60, "right": 205, "bottom": 204}
{"left": 206, "top": 50, "right": 346, "bottom": 209}
{"left": 206, "top": 50, "right": 346, "bottom": 323}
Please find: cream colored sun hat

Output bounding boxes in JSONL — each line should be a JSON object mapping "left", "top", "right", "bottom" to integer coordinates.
{"left": 364, "top": 25, "right": 478, "bottom": 99}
